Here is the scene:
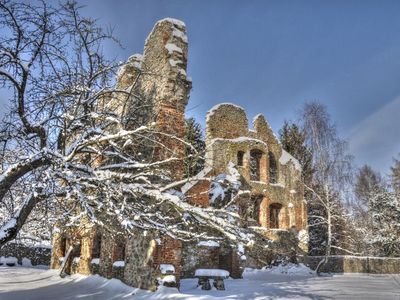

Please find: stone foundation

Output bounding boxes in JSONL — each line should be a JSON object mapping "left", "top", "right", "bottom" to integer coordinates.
{"left": 0, "top": 242, "right": 51, "bottom": 266}
{"left": 301, "top": 255, "right": 400, "bottom": 274}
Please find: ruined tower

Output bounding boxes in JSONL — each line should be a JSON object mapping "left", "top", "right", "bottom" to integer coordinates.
{"left": 51, "top": 18, "right": 192, "bottom": 284}
{"left": 114, "top": 18, "right": 192, "bottom": 180}
{"left": 50, "top": 19, "right": 308, "bottom": 291}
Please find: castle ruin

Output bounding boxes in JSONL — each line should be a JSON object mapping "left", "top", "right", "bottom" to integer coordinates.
{"left": 50, "top": 18, "right": 308, "bottom": 290}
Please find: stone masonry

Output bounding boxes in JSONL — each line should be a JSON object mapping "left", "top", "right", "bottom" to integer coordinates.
{"left": 50, "top": 18, "right": 308, "bottom": 290}
{"left": 185, "top": 103, "right": 307, "bottom": 235}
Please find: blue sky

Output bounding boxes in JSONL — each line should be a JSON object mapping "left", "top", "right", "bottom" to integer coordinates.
{"left": 2, "top": 0, "right": 400, "bottom": 174}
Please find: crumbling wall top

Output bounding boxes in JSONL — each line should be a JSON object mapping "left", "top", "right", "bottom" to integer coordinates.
{"left": 116, "top": 54, "right": 143, "bottom": 89}
{"left": 205, "top": 103, "right": 249, "bottom": 142}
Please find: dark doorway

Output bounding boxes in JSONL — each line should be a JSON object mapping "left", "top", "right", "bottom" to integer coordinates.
{"left": 250, "top": 149, "right": 263, "bottom": 181}
{"left": 269, "top": 151, "right": 278, "bottom": 183}
{"left": 269, "top": 203, "right": 282, "bottom": 228}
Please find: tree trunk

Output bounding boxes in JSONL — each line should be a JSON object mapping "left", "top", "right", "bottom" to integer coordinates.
{"left": 315, "top": 186, "right": 332, "bottom": 275}
{"left": 0, "top": 154, "right": 51, "bottom": 201}
{"left": 0, "top": 193, "right": 44, "bottom": 248}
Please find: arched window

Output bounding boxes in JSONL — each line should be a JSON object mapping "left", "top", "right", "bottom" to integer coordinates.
{"left": 269, "top": 151, "right": 278, "bottom": 183}
{"left": 113, "top": 240, "right": 126, "bottom": 262}
{"left": 269, "top": 203, "right": 282, "bottom": 228}
{"left": 92, "top": 233, "right": 102, "bottom": 258}
{"left": 60, "top": 237, "right": 67, "bottom": 257}
{"left": 72, "top": 241, "right": 81, "bottom": 259}
{"left": 237, "top": 151, "right": 245, "bottom": 167}
{"left": 251, "top": 195, "right": 263, "bottom": 225}
{"left": 250, "top": 149, "right": 263, "bottom": 181}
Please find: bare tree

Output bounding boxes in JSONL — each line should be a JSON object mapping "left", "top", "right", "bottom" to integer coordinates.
{"left": 299, "top": 102, "right": 355, "bottom": 273}
{"left": 0, "top": 0, "right": 253, "bottom": 248}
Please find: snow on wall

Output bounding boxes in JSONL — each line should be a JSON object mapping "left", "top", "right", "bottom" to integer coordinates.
{"left": 145, "top": 18, "right": 187, "bottom": 46}
{"left": 197, "top": 240, "right": 220, "bottom": 247}
{"left": 165, "top": 43, "right": 183, "bottom": 54}
{"left": 172, "top": 27, "right": 188, "bottom": 43}
{"left": 157, "top": 18, "right": 186, "bottom": 28}
{"left": 279, "top": 149, "right": 302, "bottom": 171}
{"left": 168, "top": 59, "right": 183, "bottom": 67}
{"left": 113, "top": 261, "right": 125, "bottom": 268}
{"left": 0, "top": 242, "right": 51, "bottom": 266}
{"left": 181, "top": 166, "right": 213, "bottom": 194}
{"left": 206, "top": 103, "right": 246, "bottom": 124}
{"left": 208, "top": 137, "right": 268, "bottom": 148}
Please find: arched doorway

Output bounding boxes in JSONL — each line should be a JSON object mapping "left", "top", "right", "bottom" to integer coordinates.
{"left": 250, "top": 149, "right": 263, "bottom": 181}
{"left": 268, "top": 151, "right": 278, "bottom": 183}
{"left": 269, "top": 203, "right": 282, "bottom": 228}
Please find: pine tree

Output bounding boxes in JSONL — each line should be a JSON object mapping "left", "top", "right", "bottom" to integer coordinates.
{"left": 351, "top": 165, "right": 385, "bottom": 254}
{"left": 368, "top": 189, "right": 400, "bottom": 256}
{"left": 390, "top": 155, "right": 400, "bottom": 195}
{"left": 279, "top": 121, "right": 313, "bottom": 185}
{"left": 184, "top": 118, "right": 205, "bottom": 177}
{"left": 355, "top": 165, "right": 384, "bottom": 207}
{"left": 364, "top": 156, "right": 400, "bottom": 256}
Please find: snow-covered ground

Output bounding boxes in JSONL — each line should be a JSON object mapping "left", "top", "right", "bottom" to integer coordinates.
{"left": 0, "top": 265, "right": 399, "bottom": 300}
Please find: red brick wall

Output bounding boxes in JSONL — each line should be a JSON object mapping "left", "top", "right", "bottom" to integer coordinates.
{"left": 186, "top": 180, "right": 210, "bottom": 208}
{"left": 295, "top": 205, "right": 303, "bottom": 231}
{"left": 155, "top": 105, "right": 186, "bottom": 181}
{"left": 259, "top": 197, "right": 269, "bottom": 227}
{"left": 156, "top": 236, "right": 183, "bottom": 281}
{"left": 230, "top": 251, "right": 243, "bottom": 279}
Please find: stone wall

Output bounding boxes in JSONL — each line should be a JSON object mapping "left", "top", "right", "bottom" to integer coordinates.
{"left": 203, "top": 103, "right": 307, "bottom": 233}
{"left": 154, "top": 236, "right": 183, "bottom": 283}
{"left": 185, "top": 180, "right": 211, "bottom": 207}
{"left": 0, "top": 242, "right": 51, "bottom": 266}
{"left": 123, "top": 231, "right": 159, "bottom": 291}
{"left": 301, "top": 255, "right": 400, "bottom": 274}
{"left": 180, "top": 242, "right": 243, "bottom": 279}
{"left": 206, "top": 103, "right": 249, "bottom": 142}
{"left": 180, "top": 242, "right": 219, "bottom": 278}
{"left": 102, "top": 18, "right": 192, "bottom": 180}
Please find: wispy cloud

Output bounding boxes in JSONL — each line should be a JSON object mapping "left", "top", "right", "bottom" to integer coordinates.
{"left": 349, "top": 96, "right": 400, "bottom": 174}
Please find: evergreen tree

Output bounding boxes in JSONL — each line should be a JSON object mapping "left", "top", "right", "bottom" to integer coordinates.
{"left": 390, "top": 155, "right": 400, "bottom": 195}
{"left": 350, "top": 165, "right": 385, "bottom": 254}
{"left": 184, "top": 118, "right": 205, "bottom": 177}
{"left": 279, "top": 121, "right": 313, "bottom": 185}
{"left": 368, "top": 188, "right": 400, "bottom": 256}
{"left": 355, "top": 165, "right": 384, "bottom": 207}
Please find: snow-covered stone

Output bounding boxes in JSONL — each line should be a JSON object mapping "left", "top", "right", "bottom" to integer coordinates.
{"left": 165, "top": 43, "right": 183, "bottom": 54}
{"left": 279, "top": 150, "right": 302, "bottom": 171}
{"left": 197, "top": 240, "right": 220, "bottom": 247}
{"left": 3, "top": 256, "right": 18, "bottom": 266}
{"left": 112, "top": 260, "right": 125, "bottom": 268}
{"left": 160, "top": 275, "right": 176, "bottom": 283}
{"left": 160, "top": 264, "right": 175, "bottom": 274}
{"left": 194, "top": 269, "right": 230, "bottom": 278}
{"left": 21, "top": 257, "right": 32, "bottom": 267}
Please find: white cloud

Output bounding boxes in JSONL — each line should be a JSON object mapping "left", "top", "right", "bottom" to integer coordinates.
{"left": 349, "top": 96, "right": 400, "bottom": 174}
